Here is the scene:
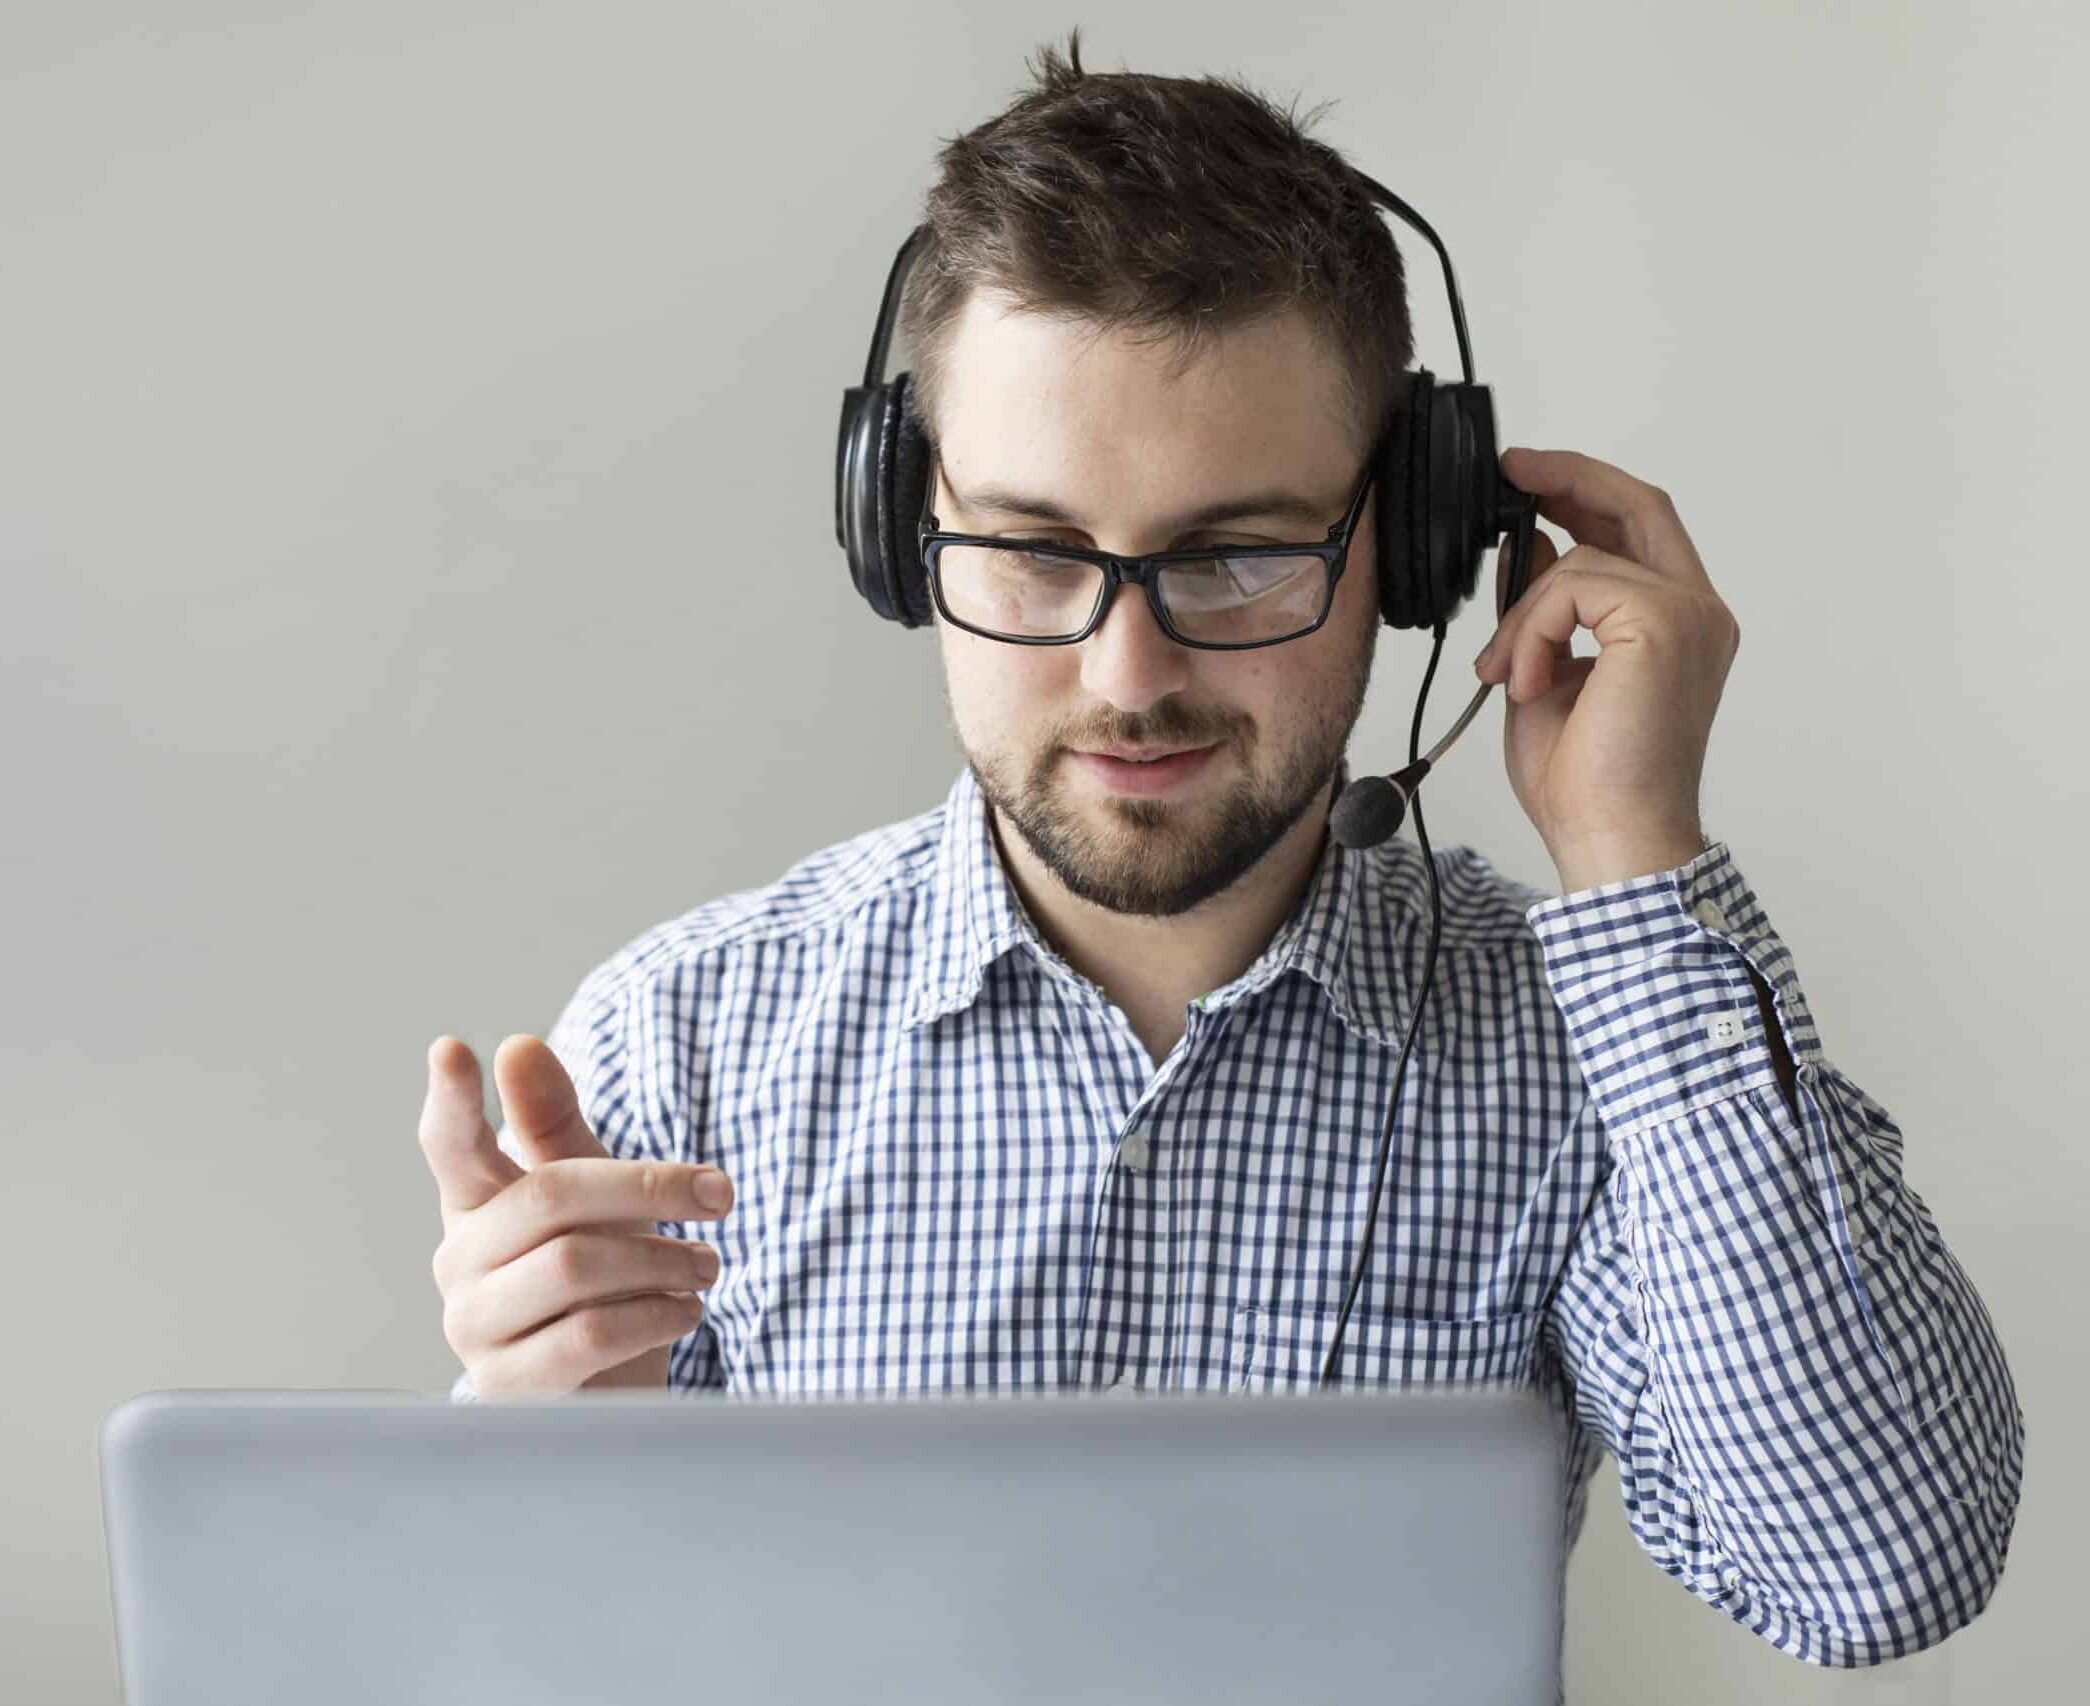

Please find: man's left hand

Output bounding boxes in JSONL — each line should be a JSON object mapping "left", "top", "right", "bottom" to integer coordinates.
{"left": 1472, "top": 446, "right": 1741, "bottom": 894}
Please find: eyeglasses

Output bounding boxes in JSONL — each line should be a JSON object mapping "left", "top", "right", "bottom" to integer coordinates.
{"left": 917, "top": 457, "right": 1378, "bottom": 651}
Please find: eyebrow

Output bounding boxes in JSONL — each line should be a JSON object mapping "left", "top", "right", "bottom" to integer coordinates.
{"left": 943, "top": 478, "right": 1340, "bottom": 535}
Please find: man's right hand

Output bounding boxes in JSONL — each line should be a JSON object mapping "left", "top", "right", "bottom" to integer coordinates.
{"left": 420, "top": 1033, "right": 733, "bottom": 1398}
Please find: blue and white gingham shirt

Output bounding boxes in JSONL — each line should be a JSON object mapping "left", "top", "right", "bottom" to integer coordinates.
{"left": 453, "top": 764, "right": 2022, "bottom": 1667}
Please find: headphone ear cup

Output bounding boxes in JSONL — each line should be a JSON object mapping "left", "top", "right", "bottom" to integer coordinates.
{"left": 1425, "top": 382, "right": 1499, "bottom": 629}
{"left": 834, "top": 373, "right": 933, "bottom": 628}
{"left": 883, "top": 372, "right": 935, "bottom": 628}
{"left": 836, "top": 381, "right": 901, "bottom": 622}
{"left": 1375, "top": 370, "right": 1504, "bottom": 631}
{"left": 1374, "top": 368, "right": 1434, "bottom": 630}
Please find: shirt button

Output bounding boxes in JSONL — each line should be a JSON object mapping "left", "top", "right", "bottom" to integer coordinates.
{"left": 1693, "top": 898, "right": 1730, "bottom": 933}
{"left": 1107, "top": 1372, "right": 1138, "bottom": 1396}
{"left": 1120, "top": 1126, "right": 1150, "bottom": 1169}
{"left": 1705, "top": 1012, "right": 1746, "bottom": 1046}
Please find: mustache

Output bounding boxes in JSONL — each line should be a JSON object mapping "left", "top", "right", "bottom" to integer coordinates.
{"left": 1054, "top": 710, "right": 1248, "bottom": 752}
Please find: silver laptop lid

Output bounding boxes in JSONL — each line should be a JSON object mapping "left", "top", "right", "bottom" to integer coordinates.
{"left": 101, "top": 1386, "right": 1565, "bottom": 1706}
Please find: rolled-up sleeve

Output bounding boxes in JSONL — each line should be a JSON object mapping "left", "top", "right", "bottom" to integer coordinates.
{"left": 1528, "top": 840, "right": 2023, "bottom": 1665}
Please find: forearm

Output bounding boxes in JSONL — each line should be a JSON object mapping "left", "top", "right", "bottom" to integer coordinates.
{"left": 1529, "top": 842, "right": 2023, "bottom": 1662}
{"left": 1600, "top": 1069, "right": 2021, "bottom": 1659}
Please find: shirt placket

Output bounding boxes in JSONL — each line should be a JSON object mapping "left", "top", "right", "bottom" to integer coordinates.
{"left": 1061, "top": 993, "right": 1222, "bottom": 1395}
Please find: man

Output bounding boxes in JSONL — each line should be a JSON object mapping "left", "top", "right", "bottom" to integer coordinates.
{"left": 420, "top": 32, "right": 2021, "bottom": 1669}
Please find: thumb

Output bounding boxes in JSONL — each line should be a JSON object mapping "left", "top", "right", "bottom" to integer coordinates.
{"left": 492, "top": 1033, "right": 607, "bottom": 1167}
{"left": 419, "top": 1036, "right": 525, "bottom": 1220}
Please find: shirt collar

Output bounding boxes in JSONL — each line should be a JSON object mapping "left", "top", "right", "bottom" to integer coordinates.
{"left": 901, "top": 766, "right": 1039, "bottom": 1028}
{"left": 901, "top": 764, "right": 1423, "bottom": 1049}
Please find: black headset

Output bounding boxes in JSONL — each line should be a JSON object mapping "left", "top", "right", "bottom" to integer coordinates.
{"left": 833, "top": 170, "right": 1544, "bottom": 1388}
{"left": 835, "top": 169, "right": 1537, "bottom": 645}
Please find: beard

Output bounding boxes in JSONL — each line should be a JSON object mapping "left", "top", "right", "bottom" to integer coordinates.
{"left": 958, "top": 637, "right": 1377, "bottom": 919}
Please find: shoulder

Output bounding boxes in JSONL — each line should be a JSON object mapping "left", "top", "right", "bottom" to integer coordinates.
{"left": 1347, "top": 832, "right": 1558, "bottom": 955}
{"left": 570, "top": 792, "right": 949, "bottom": 1012}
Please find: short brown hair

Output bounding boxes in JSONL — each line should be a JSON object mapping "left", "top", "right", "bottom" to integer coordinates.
{"left": 898, "top": 28, "right": 1413, "bottom": 459}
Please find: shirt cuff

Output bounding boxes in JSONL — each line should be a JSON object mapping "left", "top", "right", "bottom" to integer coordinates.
{"left": 1522, "top": 840, "right": 1823, "bottom": 1140}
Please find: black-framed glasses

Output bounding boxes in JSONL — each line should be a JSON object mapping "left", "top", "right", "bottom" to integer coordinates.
{"left": 917, "top": 457, "right": 1378, "bottom": 651}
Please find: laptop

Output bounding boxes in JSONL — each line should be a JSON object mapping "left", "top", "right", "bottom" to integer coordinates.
{"left": 100, "top": 1385, "right": 1566, "bottom": 1704}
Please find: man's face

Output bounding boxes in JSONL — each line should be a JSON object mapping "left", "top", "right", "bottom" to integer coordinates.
{"left": 929, "top": 288, "right": 1382, "bottom": 918}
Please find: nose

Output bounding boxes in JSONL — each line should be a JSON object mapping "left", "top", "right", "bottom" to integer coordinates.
{"left": 1078, "top": 578, "right": 1193, "bottom": 713}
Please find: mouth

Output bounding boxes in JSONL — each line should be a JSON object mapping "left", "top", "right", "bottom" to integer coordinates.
{"left": 1080, "top": 743, "right": 1204, "bottom": 762}
{"left": 1068, "top": 742, "right": 1220, "bottom": 797}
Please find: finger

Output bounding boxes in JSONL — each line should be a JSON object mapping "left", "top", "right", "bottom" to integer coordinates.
{"left": 1494, "top": 524, "right": 1560, "bottom": 625}
{"left": 1497, "top": 563, "right": 1655, "bottom": 703}
{"left": 474, "top": 1291, "right": 710, "bottom": 1398}
{"left": 483, "top": 1033, "right": 677, "bottom": 1265}
{"left": 493, "top": 1034, "right": 603, "bottom": 1168}
{"left": 448, "top": 1231, "right": 721, "bottom": 1358}
{"left": 420, "top": 1037, "right": 525, "bottom": 1220}
{"left": 1481, "top": 544, "right": 1667, "bottom": 685}
{"left": 1522, "top": 653, "right": 1597, "bottom": 716}
{"left": 1499, "top": 448, "right": 1708, "bottom": 584}
{"left": 1481, "top": 530, "right": 1569, "bottom": 685}
{"left": 452, "top": 1155, "right": 735, "bottom": 1278}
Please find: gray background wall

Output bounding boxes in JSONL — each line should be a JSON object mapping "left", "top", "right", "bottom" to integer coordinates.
{"left": 4, "top": 2, "right": 2081, "bottom": 1699}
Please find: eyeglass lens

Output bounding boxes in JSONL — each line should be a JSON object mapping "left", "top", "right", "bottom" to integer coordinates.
{"left": 933, "top": 544, "right": 1332, "bottom": 645}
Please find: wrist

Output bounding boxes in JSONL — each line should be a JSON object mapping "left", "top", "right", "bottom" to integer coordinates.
{"left": 1551, "top": 826, "right": 1708, "bottom": 895}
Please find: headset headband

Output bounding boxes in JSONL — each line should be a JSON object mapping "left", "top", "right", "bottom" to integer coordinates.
{"left": 855, "top": 172, "right": 1478, "bottom": 397}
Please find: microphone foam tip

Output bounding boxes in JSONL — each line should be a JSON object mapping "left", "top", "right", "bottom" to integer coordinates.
{"left": 1331, "top": 775, "right": 1406, "bottom": 849}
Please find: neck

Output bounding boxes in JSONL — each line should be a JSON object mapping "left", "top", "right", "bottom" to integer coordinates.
{"left": 986, "top": 777, "right": 1338, "bottom": 1065}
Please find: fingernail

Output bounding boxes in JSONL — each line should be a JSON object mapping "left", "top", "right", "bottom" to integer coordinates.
{"left": 693, "top": 1170, "right": 732, "bottom": 1215}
